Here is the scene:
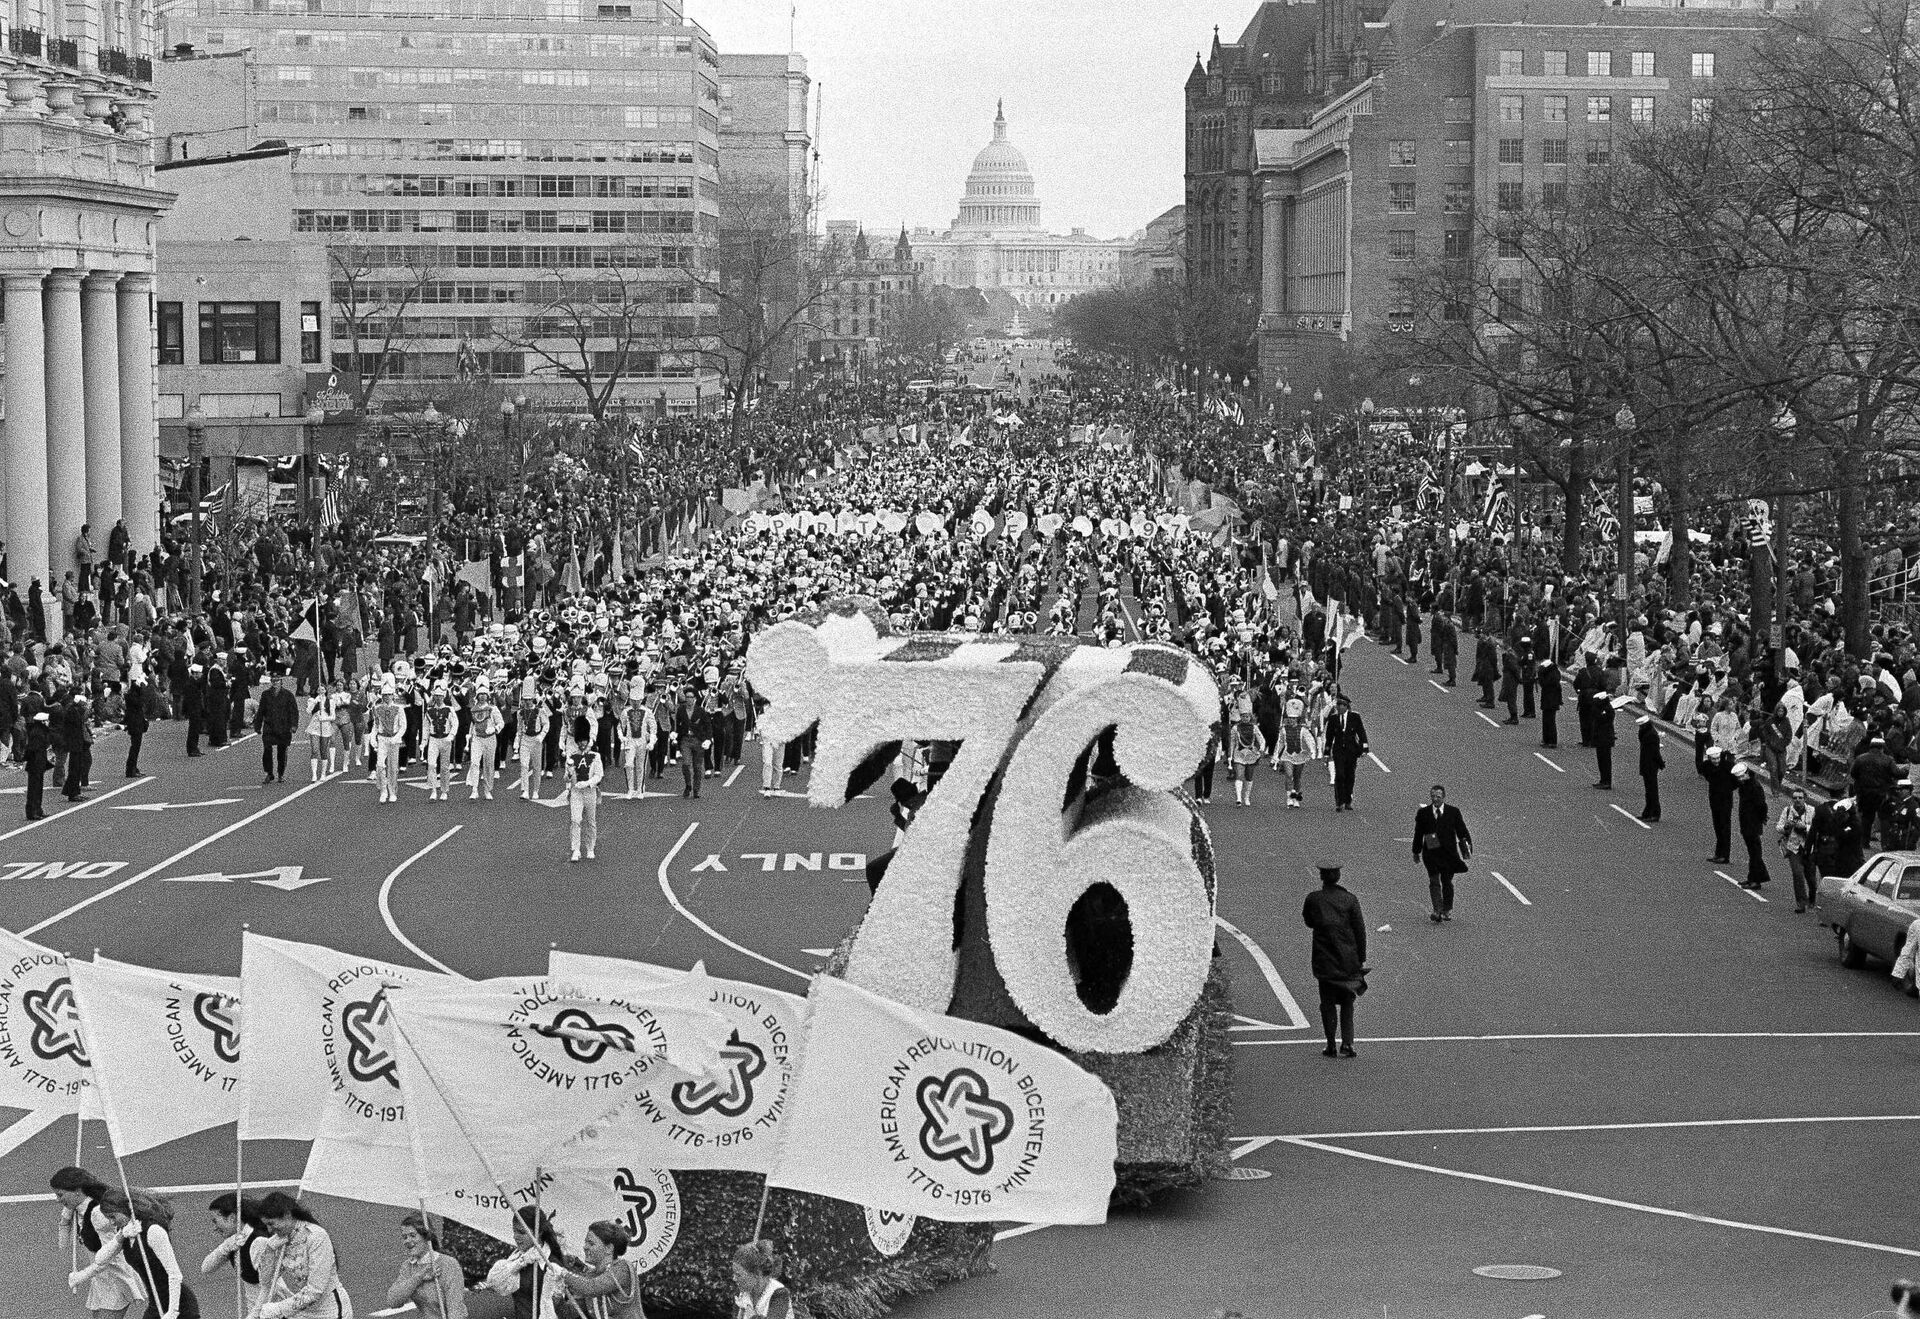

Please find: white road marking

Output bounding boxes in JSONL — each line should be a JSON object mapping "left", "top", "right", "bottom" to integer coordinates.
{"left": 1213, "top": 915, "right": 1309, "bottom": 1029}
{"left": 1230, "top": 1029, "right": 1920, "bottom": 1047}
{"left": 657, "top": 822, "right": 807, "bottom": 982}
{"left": 1229, "top": 1013, "right": 1287, "bottom": 1031}
{"left": 801, "top": 947, "right": 836, "bottom": 957}
{"left": 1428, "top": 679, "right": 1449, "bottom": 694}
{"left": 1475, "top": 711, "right": 1501, "bottom": 727}
{"left": 113, "top": 797, "right": 244, "bottom": 812}
{"left": 1367, "top": 752, "right": 1391, "bottom": 774}
{"left": 378, "top": 826, "right": 465, "bottom": 976}
{"left": 17, "top": 773, "right": 340, "bottom": 938}
{"left": 1490, "top": 871, "right": 1532, "bottom": 905}
{"left": 1533, "top": 752, "right": 1565, "bottom": 774}
{"left": 0, "top": 776, "right": 152, "bottom": 842}
{"left": 0, "top": 1110, "right": 62, "bottom": 1163}
{"left": 1391, "top": 653, "right": 1410, "bottom": 666}
{"left": 0, "top": 1177, "right": 300, "bottom": 1207}
{"left": 1611, "top": 803, "right": 1653, "bottom": 830}
{"left": 1279, "top": 1134, "right": 1920, "bottom": 1260}
{"left": 724, "top": 764, "right": 744, "bottom": 788}
{"left": 1715, "top": 870, "right": 1770, "bottom": 903}
{"left": 1231, "top": 1136, "right": 1281, "bottom": 1159}
{"left": 1272, "top": 1113, "right": 1920, "bottom": 1141}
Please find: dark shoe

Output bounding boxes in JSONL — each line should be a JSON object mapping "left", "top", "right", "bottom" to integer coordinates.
{"left": 1321, "top": 1046, "right": 1338, "bottom": 1058}
{"left": 1641, "top": 813, "right": 1661, "bottom": 822}
{"left": 1503, "top": 717, "right": 1520, "bottom": 726}
{"left": 264, "top": 774, "right": 275, "bottom": 786}
{"left": 1794, "top": 904, "right": 1807, "bottom": 913}
{"left": 187, "top": 750, "right": 203, "bottom": 757}
{"left": 1442, "top": 912, "right": 1453, "bottom": 921}
{"left": 1709, "top": 856, "right": 1729, "bottom": 864}
{"left": 1339, "top": 1045, "right": 1357, "bottom": 1058}
{"left": 1592, "top": 781, "right": 1611, "bottom": 789}
{"left": 1430, "top": 912, "right": 1444, "bottom": 923}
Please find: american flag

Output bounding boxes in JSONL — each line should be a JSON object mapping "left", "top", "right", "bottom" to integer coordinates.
{"left": 627, "top": 432, "right": 644, "bottom": 461}
{"left": 319, "top": 485, "right": 341, "bottom": 531}
{"left": 1416, "top": 465, "right": 1443, "bottom": 513}
{"left": 1481, "top": 471, "right": 1512, "bottom": 533}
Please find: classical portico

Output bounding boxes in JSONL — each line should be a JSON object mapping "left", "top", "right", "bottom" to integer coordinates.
{"left": 0, "top": 28, "right": 171, "bottom": 596}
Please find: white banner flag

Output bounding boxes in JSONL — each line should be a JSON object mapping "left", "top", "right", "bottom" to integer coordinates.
{"left": 0, "top": 929, "right": 97, "bottom": 1116}
{"left": 766, "top": 976, "right": 1117, "bottom": 1225}
{"left": 385, "top": 976, "right": 729, "bottom": 1202}
{"left": 67, "top": 959, "right": 240, "bottom": 1154}
{"left": 238, "top": 933, "right": 447, "bottom": 1141}
{"left": 547, "top": 952, "right": 804, "bottom": 1175}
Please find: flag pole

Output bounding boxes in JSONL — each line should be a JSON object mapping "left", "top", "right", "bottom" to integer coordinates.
{"left": 235, "top": 922, "right": 248, "bottom": 1319}
{"left": 749, "top": 1177, "right": 772, "bottom": 1243}
{"left": 89, "top": 949, "right": 150, "bottom": 1296}
{"left": 70, "top": 1109, "right": 82, "bottom": 1273}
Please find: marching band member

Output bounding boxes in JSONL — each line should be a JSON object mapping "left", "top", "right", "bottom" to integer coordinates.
{"left": 566, "top": 714, "right": 604, "bottom": 862}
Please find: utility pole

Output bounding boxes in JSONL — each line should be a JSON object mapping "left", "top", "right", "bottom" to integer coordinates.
{"left": 1614, "top": 405, "right": 1637, "bottom": 643}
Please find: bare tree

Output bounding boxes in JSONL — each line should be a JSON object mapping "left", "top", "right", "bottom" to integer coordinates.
{"left": 682, "top": 173, "right": 840, "bottom": 443}
{"left": 328, "top": 245, "right": 441, "bottom": 410}
{"left": 502, "top": 255, "right": 688, "bottom": 425}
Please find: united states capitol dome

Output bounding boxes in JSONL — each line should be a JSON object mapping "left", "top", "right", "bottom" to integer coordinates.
{"left": 954, "top": 100, "right": 1042, "bottom": 232}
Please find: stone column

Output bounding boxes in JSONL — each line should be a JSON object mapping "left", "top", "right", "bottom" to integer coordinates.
{"left": 43, "top": 270, "right": 86, "bottom": 586}
{"left": 1260, "top": 178, "right": 1286, "bottom": 319}
{"left": 81, "top": 273, "right": 124, "bottom": 542}
{"left": 2, "top": 271, "right": 50, "bottom": 591}
{"left": 116, "top": 273, "right": 158, "bottom": 553}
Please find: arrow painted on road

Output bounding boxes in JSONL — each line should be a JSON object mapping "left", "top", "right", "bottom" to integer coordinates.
{"left": 113, "top": 798, "right": 243, "bottom": 813}
{"left": 164, "top": 866, "right": 331, "bottom": 891}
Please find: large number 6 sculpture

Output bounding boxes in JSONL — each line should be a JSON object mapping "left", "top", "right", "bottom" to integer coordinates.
{"left": 747, "top": 600, "right": 1220, "bottom": 1055}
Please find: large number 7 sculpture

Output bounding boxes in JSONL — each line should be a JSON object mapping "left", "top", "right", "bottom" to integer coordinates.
{"left": 748, "top": 599, "right": 1221, "bottom": 1055}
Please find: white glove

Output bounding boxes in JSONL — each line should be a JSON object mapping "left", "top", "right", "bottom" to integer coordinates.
{"left": 118, "top": 1222, "right": 141, "bottom": 1241}
{"left": 67, "top": 1269, "right": 90, "bottom": 1292}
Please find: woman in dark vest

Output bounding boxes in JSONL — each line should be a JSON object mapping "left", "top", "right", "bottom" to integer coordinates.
{"left": 89, "top": 1187, "right": 200, "bottom": 1319}
{"left": 51, "top": 1166, "right": 145, "bottom": 1318}
{"left": 200, "top": 1192, "right": 271, "bottom": 1315}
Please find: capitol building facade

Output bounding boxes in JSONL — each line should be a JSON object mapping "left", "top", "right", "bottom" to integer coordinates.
{"left": 905, "top": 103, "right": 1134, "bottom": 312}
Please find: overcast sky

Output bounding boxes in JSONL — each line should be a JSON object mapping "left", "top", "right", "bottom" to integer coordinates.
{"left": 688, "top": 0, "right": 1250, "bottom": 240}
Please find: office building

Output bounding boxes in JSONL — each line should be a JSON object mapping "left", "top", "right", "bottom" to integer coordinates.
{"left": 0, "top": 0, "right": 168, "bottom": 589}
{"left": 157, "top": 0, "right": 723, "bottom": 414}
{"left": 719, "top": 52, "right": 811, "bottom": 381}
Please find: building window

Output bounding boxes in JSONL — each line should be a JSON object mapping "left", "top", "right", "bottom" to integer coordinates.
{"left": 1443, "top": 298, "right": 1468, "bottom": 323}
{"left": 300, "top": 301, "right": 322, "bottom": 364}
{"left": 198, "top": 302, "right": 280, "bottom": 365}
{"left": 1629, "top": 96, "right": 1655, "bottom": 125}
{"left": 1587, "top": 137, "right": 1612, "bottom": 165}
{"left": 1387, "top": 229, "right": 1417, "bottom": 259}
{"left": 1499, "top": 95, "right": 1524, "bottom": 122}
{"left": 1497, "top": 181, "right": 1525, "bottom": 212}
{"left": 158, "top": 301, "right": 183, "bottom": 365}
{"left": 1444, "top": 182, "right": 1471, "bottom": 213}
{"left": 1444, "top": 230, "right": 1470, "bottom": 259}
{"left": 1541, "top": 181, "right": 1568, "bottom": 209}
{"left": 1498, "top": 49, "right": 1523, "bottom": 75}
{"left": 1389, "top": 277, "right": 1416, "bottom": 312}
{"left": 1499, "top": 136, "right": 1525, "bottom": 164}
{"left": 1542, "top": 137, "right": 1568, "bottom": 164}
{"left": 1630, "top": 51, "right": 1654, "bottom": 77}
{"left": 1498, "top": 231, "right": 1524, "bottom": 259}
{"left": 1691, "top": 96, "right": 1713, "bottom": 122}
{"left": 1544, "top": 49, "right": 1568, "bottom": 76}
{"left": 1388, "top": 182, "right": 1417, "bottom": 212}
{"left": 1388, "top": 139, "right": 1418, "bottom": 166}
{"left": 1543, "top": 95, "right": 1567, "bottom": 123}
{"left": 1445, "top": 138, "right": 1472, "bottom": 166}
{"left": 1692, "top": 51, "right": 1715, "bottom": 77}
{"left": 1587, "top": 96, "right": 1612, "bottom": 123}
{"left": 1444, "top": 95, "right": 1471, "bottom": 122}
{"left": 1587, "top": 51, "right": 1611, "bottom": 77}
{"left": 1495, "top": 276, "right": 1524, "bottom": 315}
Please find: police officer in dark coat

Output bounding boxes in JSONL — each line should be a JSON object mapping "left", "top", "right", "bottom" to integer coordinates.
{"left": 1538, "top": 659, "right": 1562, "bottom": 748}
{"left": 1735, "top": 762, "right": 1772, "bottom": 888}
{"left": 1573, "top": 655, "right": 1603, "bottom": 746}
{"left": 1851, "top": 736, "right": 1899, "bottom": 845}
{"left": 1499, "top": 646, "right": 1522, "bottom": 724}
{"left": 1701, "top": 746, "right": 1737, "bottom": 864}
{"left": 1472, "top": 633, "right": 1500, "bottom": 708}
{"left": 1302, "top": 863, "right": 1367, "bottom": 1058}
{"left": 1586, "top": 687, "right": 1616, "bottom": 789}
{"left": 124, "top": 673, "right": 150, "bottom": 777}
{"left": 22, "top": 709, "right": 49, "bottom": 820}
{"left": 1810, "top": 795, "right": 1867, "bottom": 881}
{"left": 1637, "top": 715, "right": 1664, "bottom": 821}
{"left": 182, "top": 661, "right": 206, "bottom": 756}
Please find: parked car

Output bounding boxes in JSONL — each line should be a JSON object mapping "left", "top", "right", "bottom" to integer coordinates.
{"left": 1817, "top": 851, "right": 1920, "bottom": 986}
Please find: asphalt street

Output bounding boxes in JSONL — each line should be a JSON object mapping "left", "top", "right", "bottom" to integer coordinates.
{"left": 2, "top": 635, "right": 1915, "bottom": 1318}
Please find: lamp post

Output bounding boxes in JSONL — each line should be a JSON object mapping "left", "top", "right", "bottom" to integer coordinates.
{"left": 1614, "top": 404, "right": 1638, "bottom": 640}
{"left": 421, "top": 402, "right": 442, "bottom": 548}
{"left": 498, "top": 397, "right": 517, "bottom": 516}
{"left": 186, "top": 404, "right": 205, "bottom": 616}
{"left": 303, "top": 404, "right": 325, "bottom": 530}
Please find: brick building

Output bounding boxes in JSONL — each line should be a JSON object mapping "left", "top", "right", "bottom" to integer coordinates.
{"left": 813, "top": 224, "right": 920, "bottom": 371}
{"left": 1182, "top": 4, "right": 1322, "bottom": 292}
{"left": 1246, "top": 0, "right": 1798, "bottom": 390}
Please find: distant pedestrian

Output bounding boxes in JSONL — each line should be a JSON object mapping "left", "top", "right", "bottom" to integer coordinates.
{"left": 1538, "top": 659, "right": 1561, "bottom": 748}
{"left": 1735, "top": 762, "right": 1771, "bottom": 890}
{"left": 1323, "top": 694, "right": 1369, "bottom": 813}
{"left": 566, "top": 715, "right": 603, "bottom": 863}
{"left": 254, "top": 673, "right": 299, "bottom": 785}
{"left": 1777, "top": 788, "right": 1816, "bottom": 912}
{"left": 23, "top": 710, "right": 49, "bottom": 820}
{"left": 1411, "top": 785, "right": 1472, "bottom": 923}
{"left": 1585, "top": 687, "right": 1615, "bottom": 789}
{"left": 1637, "top": 715, "right": 1664, "bottom": 821}
{"left": 1302, "top": 862, "right": 1367, "bottom": 1059}
{"left": 124, "top": 670, "right": 150, "bottom": 777}
{"left": 1702, "top": 746, "right": 1736, "bottom": 864}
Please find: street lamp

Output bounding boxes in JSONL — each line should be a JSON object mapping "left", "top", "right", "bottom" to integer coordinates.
{"left": 185, "top": 404, "right": 205, "bottom": 616}
{"left": 1613, "top": 404, "right": 1638, "bottom": 638}
{"left": 303, "top": 405, "right": 325, "bottom": 530}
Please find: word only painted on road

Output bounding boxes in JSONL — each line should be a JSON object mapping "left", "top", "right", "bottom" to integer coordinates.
{"left": 0, "top": 861, "right": 127, "bottom": 881}
{"left": 690, "top": 852, "right": 869, "bottom": 876}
